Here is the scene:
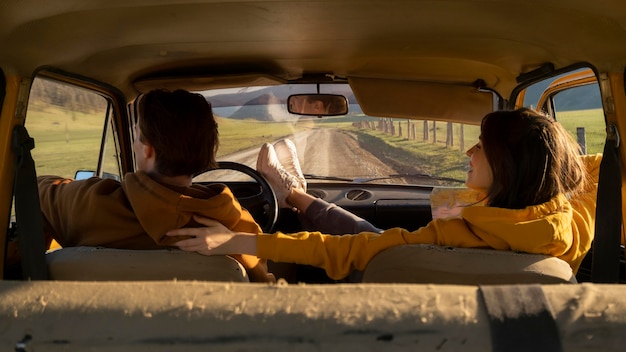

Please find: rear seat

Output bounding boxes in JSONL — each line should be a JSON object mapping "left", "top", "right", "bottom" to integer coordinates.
{"left": 46, "top": 247, "right": 249, "bottom": 282}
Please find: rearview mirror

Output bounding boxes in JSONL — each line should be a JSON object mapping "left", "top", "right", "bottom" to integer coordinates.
{"left": 287, "top": 94, "right": 348, "bottom": 116}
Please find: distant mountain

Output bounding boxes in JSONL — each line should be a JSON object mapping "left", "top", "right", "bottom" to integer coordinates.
{"left": 206, "top": 85, "right": 359, "bottom": 121}
{"left": 206, "top": 85, "right": 358, "bottom": 108}
{"left": 230, "top": 93, "right": 283, "bottom": 120}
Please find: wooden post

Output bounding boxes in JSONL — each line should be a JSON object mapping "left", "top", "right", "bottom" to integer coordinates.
{"left": 577, "top": 127, "right": 587, "bottom": 154}
{"left": 405, "top": 121, "right": 409, "bottom": 140}
{"left": 459, "top": 124, "right": 465, "bottom": 152}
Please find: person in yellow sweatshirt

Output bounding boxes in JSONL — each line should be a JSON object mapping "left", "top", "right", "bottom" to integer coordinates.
{"left": 167, "top": 108, "right": 600, "bottom": 280}
{"left": 38, "top": 89, "right": 273, "bottom": 282}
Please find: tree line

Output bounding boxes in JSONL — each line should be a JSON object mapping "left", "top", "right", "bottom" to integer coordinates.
{"left": 29, "top": 78, "right": 107, "bottom": 114}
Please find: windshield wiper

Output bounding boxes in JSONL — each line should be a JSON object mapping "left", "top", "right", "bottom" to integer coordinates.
{"left": 356, "top": 174, "right": 465, "bottom": 184}
{"left": 303, "top": 173, "right": 465, "bottom": 184}
{"left": 303, "top": 174, "right": 356, "bottom": 182}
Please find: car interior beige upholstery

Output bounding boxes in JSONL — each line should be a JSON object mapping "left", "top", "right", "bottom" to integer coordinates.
{"left": 348, "top": 76, "right": 496, "bottom": 124}
{"left": 46, "top": 247, "right": 249, "bottom": 282}
{"left": 362, "top": 244, "right": 577, "bottom": 284}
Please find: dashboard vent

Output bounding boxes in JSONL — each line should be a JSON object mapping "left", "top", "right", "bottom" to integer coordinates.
{"left": 345, "top": 189, "right": 373, "bottom": 201}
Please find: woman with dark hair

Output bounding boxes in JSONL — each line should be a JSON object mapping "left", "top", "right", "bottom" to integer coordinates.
{"left": 478, "top": 109, "right": 588, "bottom": 209}
{"left": 167, "top": 108, "right": 600, "bottom": 280}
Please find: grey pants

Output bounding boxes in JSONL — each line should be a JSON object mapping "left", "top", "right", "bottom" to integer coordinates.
{"left": 301, "top": 198, "right": 383, "bottom": 235}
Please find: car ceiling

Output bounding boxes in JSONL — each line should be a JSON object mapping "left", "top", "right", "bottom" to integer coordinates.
{"left": 1, "top": 0, "right": 626, "bottom": 110}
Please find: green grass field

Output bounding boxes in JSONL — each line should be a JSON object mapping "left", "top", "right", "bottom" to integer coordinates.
{"left": 26, "top": 108, "right": 304, "bottom": 178}
{"left": 27, "top": 107, "right": 107, "bottom": 178}
{"left": 556, "top": 108, "right": 606, "bottom": 154}
{"left": 214, "top": 116, "right": 306, "bottom": 156}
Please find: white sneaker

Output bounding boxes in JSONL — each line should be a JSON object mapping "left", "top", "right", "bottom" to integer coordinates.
{"left": 273, "top": 139, "right": 306, "bottom": 192}
{"left": 256, "top": 143, "right": 300, "bottom": 208}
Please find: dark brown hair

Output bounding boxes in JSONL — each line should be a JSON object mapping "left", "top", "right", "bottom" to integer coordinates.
{"left": 480, "top": 108, "right": 588, "bottom": 209}
{"left": 137, "top": 89, "right": 219, "bottom": 177}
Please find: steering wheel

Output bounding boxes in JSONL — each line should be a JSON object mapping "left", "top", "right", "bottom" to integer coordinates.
{"left": 207, "top": 161, "right": 278, "bottom": 233}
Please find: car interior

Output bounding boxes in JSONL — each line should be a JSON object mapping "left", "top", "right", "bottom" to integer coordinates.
{"left": 2, "top": 1, "right": 626, "bottom": 349}
{"left": 18, "top": 65, "right": 615, "bottom": 286}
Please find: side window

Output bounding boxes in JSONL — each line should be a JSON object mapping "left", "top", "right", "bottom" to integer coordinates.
{"left": 514, "top": 67, "right": 605, "bottom": 155}
{"left": 25, "top": 77, "right": 121, "bottom": 179}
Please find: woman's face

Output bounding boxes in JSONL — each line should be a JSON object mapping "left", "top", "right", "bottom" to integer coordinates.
{"left": 465, "top": 139, "right": 493, "bottom": 192}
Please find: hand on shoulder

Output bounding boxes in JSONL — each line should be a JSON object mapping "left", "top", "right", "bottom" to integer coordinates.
{"left": 166, "top": 215, "right": 258, "bottom": 256}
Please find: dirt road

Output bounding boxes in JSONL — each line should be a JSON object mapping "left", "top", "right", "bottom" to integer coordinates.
{"left": 291, "top": 128, "right": 396, "bottom": 178}
{"left": 196, "top": 128, "right": 396, "bottom": 182}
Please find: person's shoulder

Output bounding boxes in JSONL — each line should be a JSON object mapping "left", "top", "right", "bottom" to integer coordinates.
{"left": 176, "top": 182, "right": 232, "bottom": 201}
{"left": 191, "top": 182, "right": 229, "bottom": 195}
{"left": 80, "top": 176, "right": 122, "bottom": 195}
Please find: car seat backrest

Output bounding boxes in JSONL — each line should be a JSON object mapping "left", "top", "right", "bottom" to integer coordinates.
{"left": 361, "top": 187, "right": 576, "bottom": 285}
{"left": 362, "top": 244, "right": 577, "bottom": 284}
{"left": 46, "top": 247, "right": 249, "bottom": 282}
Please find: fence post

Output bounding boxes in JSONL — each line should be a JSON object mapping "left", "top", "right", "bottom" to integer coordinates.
{"left": 576, "top": 127, "right": 587, "bottom": 154}
{"left": 459, "top": 124, "right": 465, "bottom": 152}
{"left": 406, "top": 121, "right": 410, "bottom": 140}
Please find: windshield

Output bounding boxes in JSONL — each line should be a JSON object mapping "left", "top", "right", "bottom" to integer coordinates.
{"left": 196, "top": 83, "right": 478, "bottom": 186}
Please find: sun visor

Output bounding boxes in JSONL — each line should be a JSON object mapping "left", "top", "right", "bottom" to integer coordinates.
{"left": 349, "top": 77, "right": 495, "bottom": 124}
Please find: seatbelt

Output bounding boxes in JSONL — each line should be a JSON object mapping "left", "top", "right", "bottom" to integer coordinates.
{"left": 11, "top": 125, "right": 48, "bottom": 280}
{"left": 479, "top": 285, "right": 562, "bottom": 352}
{"left": 591, "top": 123, "right": 622, "bottom": 283}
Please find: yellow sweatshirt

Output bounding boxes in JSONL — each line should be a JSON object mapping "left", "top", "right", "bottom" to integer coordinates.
{"left": 258, "top": 154, "right": 601, "bottom": 280}
{"left": 38, "top": 171, "right": 270, "bottom": 281}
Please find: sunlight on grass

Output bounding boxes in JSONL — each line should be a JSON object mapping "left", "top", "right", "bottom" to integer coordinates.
{"left": 27, "top": 107, "right": 105, "bottom": 178}
{"left": 215, "top": 117, "right": 303, "bottom": 156}
{"left": 323, "top": 109, "right": 605, "bottom": 182}
{"left": 557, "top": 109, "right": 605, "bottom": 154}
{"left": 319, "top": 115, "right": 480, "bottom": 181}
{"left": 349, "top": 126, "right": 475, "bottom": 182}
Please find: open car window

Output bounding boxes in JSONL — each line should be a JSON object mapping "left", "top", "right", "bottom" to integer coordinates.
{"left": 25, "top": 77, "right": 121, "bottom": 180}
{"left": 514, "top": 67, "right": 605, "bottom": 155}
